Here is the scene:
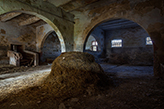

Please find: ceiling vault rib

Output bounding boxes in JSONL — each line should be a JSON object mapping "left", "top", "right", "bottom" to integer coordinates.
{"left": 15, "top": 0, "right": 75, "bottom": 24}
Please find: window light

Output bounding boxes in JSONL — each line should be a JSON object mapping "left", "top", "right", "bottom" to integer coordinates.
{"left": 111, "top": 39, "right": 122, "bottom": 47}
{"left": 91, "top": 41, "right": 98, "bottom": 51}
{"left": 146, "top": 37, "right": 152, "bottom": 45}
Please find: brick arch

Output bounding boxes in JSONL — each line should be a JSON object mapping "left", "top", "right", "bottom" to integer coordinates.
{"left": 74, "top": 0, "right": 164, "bottom": 52}
{"left": 83, "top": 17, "right": 152, "bottom": 46}
{"left": 81, "top": 18, "right": 157, "bottom": 74}
{"left": 75, "top": 12, "right": 164, "bottom": 77}
{"left": 81, "top": 17, "right": 152, "bottom": 52}
{"left": 39, "top": 30, "right": 61, "bottom": 53}
{"left": 80, "top": 15, "right": 164, "bottom": 77}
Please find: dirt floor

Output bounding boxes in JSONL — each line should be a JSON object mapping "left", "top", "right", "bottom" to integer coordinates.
{"left": 0, "top": 64, "right": 164, "bottom": 109}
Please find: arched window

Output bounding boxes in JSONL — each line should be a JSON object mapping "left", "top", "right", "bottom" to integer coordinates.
{"left": 91, "top": 41, "right": 98, "bottom": 51}
{"left": 146, "top": 37, "right": 152, "bottom": 45}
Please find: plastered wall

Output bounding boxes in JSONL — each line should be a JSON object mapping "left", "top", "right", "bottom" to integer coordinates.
{"left": 0, "top": 0, "right": 74, "bottom": 52}
{"left": 40, "top": 32, "right": 61, "bottom": 63}
{"left": 0, "top": 20, "right": 36, "bottom": 52}
{"left": 84, "top": 27, "right": 105, "bottom": 60}
{"left": 73, "top": 0, "right": 164, "bottom": 76}
{"left": 0, "top": 0, "right": 164, "bottom": 77}
{"left": 106, "top": 26, "right": 153, "bottom": 65}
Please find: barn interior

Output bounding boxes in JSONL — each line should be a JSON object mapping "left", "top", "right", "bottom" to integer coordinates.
{"left": 0, "top": 0, "right": 164, "bottom": 108}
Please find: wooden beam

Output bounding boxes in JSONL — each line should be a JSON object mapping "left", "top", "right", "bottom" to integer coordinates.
{"left": 0, "top": 12, "right": 22, "bottom": 22}
{"left": 19, "top": 16, "right": 40, "bottom": 26}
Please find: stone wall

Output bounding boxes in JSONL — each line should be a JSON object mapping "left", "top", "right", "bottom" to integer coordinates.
{"left": 85, "top": 35, "right": 96, "bottom": 51}
{"left": 73, "top": 0, "right": 164, "bottom": 76}
{"left": 0, "top": 20, "right": 36, "bottom": 51}
{"left": 0, "top": 0, "right": 74, "bottom": 52}
{"left": 84, "top": 26, "right": 105, "bottom": 59}
{"left": 106, "top": 26, "right": 153, "bottom": 65}
{"left": 36, "top": 24, "right": 55, "bottom": 52}
{"left": 0, "top": 0, "right": 163, "bottom": 77}
{"left": 0, "top": 46, "right": 9, "bottom": 65}
{"left": 40, "top": 32, "right": 61, "bottom": 63}
{"left": 0, "top": 46, "right": 7, "bottom": 57}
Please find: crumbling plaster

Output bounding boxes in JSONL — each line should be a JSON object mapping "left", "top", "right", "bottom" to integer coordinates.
{"left": 0, "top": 0, "right": 164, "bottom": 77}
{"left": 0, "top": 19, "right": 36, "bottom": 51}
{"left": 36, "top": 24, "right": 62, "bottom": 53}
{"left": 106, "top": 26, "right": 153, "bottom": 65}
{"left": 41, "top": 31, "right": 61, "bottom": 63}
{"left": 84, "top": 26, "right": 105, "bottom": 59}
{"left": 74, "top": 0, "right": 164, "bottom": 51}
{"left": 0, "top": 0, "right": 74, "bottom": 52}
{"left": 73, "top": 0, "right": 164, "bottom": 76}
{"left": 85, "top": 35, "right": 96, "bottom": 51}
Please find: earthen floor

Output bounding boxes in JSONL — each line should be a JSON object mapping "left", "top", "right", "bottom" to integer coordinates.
{"left": 0, "top": 64, "right": 163, "bottom": 109}
{"left": 0, "top": 64, "right": 153, "bottom": 98}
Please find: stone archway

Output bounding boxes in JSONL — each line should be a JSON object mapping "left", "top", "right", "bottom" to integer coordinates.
{"left": 73, "top": 0, "right": 164, "bottom": 77}
{"left": 73, "top": 0, "right": 164, "bottom": 54}
{"left": 40, "top": 30, "right": 55, "bottom": 52}
{"left": 84, "top": 34, "right": 101, "bottom": 51}
{"left": 0, "top": 0, "right": 74, "bottom": 52}
{"left": 83, "top": 18, "right": 154, "bottom": 65}
{"left": 40, "top": 31, "right": 61, "bottom": 64}
{"left": 0, "top": 10, "right": 66, "bottom": 52}
{"left": 76, "top": 17, "right": 153, "bottom": 52}
{"left": 19, "top": 11, "right": 66, "bottom": 53}
{"left": 36, "top": 23, "right": 65, "bottom": 53}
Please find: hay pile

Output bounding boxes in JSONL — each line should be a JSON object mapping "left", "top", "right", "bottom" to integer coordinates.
{"left": 43, "top": 52, "right": 109, "bottom": 98}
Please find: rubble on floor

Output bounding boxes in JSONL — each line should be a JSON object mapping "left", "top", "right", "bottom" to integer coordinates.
{"left": 43, "top": 52, "right": 110, "bottom": 98}
{"left": 0, "top": 53, "right": 163, "bottom": 109}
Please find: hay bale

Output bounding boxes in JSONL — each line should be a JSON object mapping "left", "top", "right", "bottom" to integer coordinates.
{"left": 43, "top": 52, "right": 109, "bottom": 98}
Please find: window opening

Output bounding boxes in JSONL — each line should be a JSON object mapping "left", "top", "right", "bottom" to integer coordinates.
{"left": 146, "top": 37, "right": 153, "bottom": 45}
{"left": 111, "top": 39, "right": 122, "bottom": 47}
{"left": 91, "top": 41, "right": 98, "bottom": 51}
